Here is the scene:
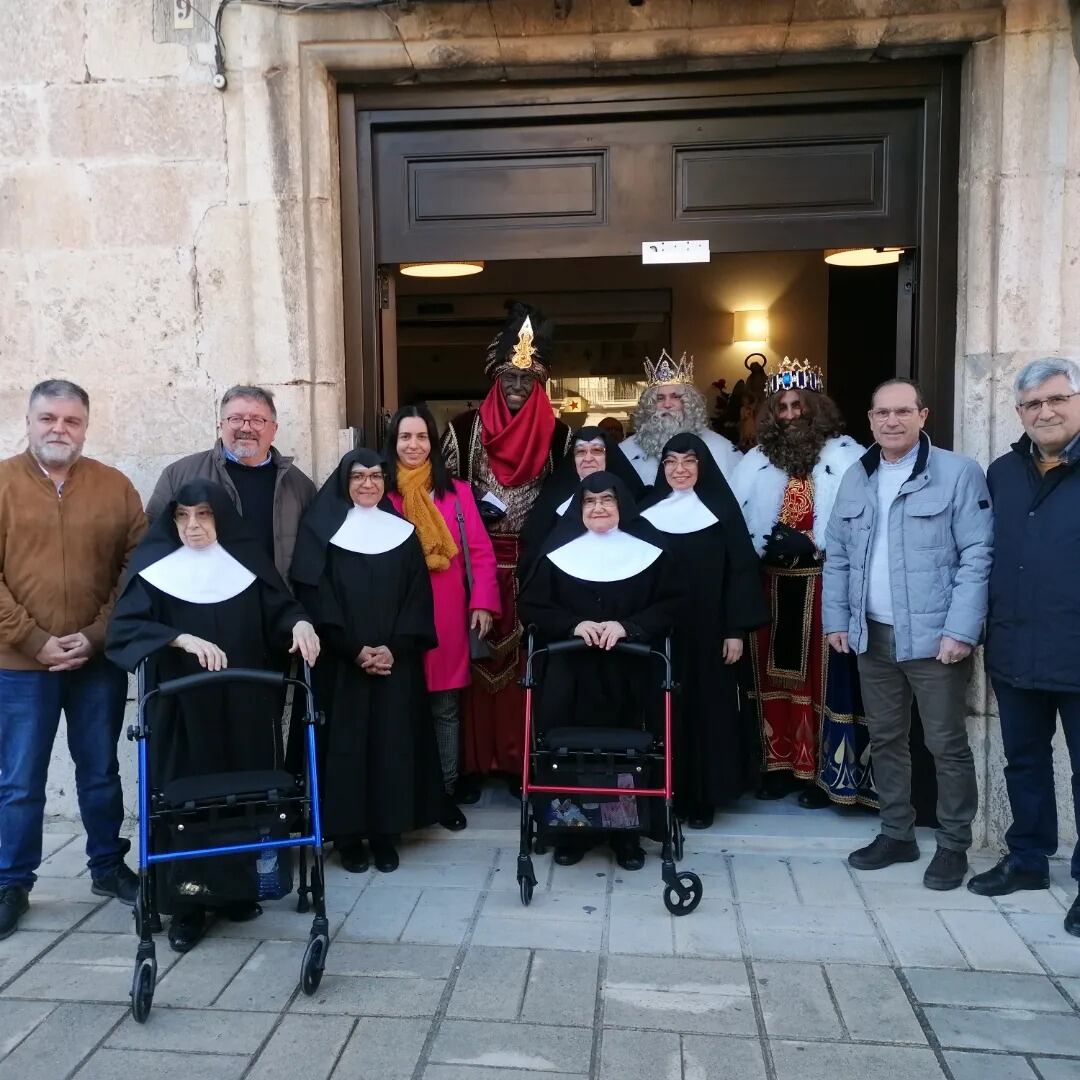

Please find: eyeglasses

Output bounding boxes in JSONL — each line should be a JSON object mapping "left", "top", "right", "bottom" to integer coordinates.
{"left": 583, "top": 494, "right": 617, "bottom": 508}
{"left": 1017, "top": 393, "right": 1080, "bottom": 416}
{"left": 222, "top": 415, "right": 273, "bottom": 431}
{"left": 349, "top": 472, "right": 384, "bottom": 485}
{"left": 870, "top": 407, "right": 920, "bottom": 421}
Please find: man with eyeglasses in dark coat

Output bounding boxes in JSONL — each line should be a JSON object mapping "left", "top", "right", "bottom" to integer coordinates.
{"left": 968, "top": 357, "right": 1080, "bottom": 938}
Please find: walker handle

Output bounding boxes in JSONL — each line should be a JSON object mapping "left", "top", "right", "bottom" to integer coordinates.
{"left": 544, "top": 638, "right": 653, "bottom": 658}
{"left": 153, "top": 667, "right": 286, "bottom": 698}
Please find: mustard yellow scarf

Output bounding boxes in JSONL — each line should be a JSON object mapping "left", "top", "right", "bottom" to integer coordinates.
{"left": 396, "top": 462, "right": 459, "bottom": 572}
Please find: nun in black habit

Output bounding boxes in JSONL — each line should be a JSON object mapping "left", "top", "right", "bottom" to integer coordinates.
{"left": 519, "top": 425, "right": 645, "bottom": 582}
{"left": 639, "top": 433, "right": 768, "bottom": 828}
{"left": 106, "top": 480, "right": 321, "bottom": 954}
{"left": 290, "top": 449, "right": 443, "bottom": 876}
{"left": 519, "top": 471, "right": 683, "bottom": 870}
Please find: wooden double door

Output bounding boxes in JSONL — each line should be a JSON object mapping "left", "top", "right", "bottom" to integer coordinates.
{"left": 339, "top": 59, "right": 960, "bottom": 447}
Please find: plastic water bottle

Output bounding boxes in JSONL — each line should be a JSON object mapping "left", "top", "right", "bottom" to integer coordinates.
{"left": 256, "top": 830, "right": 279, "bottom": 899}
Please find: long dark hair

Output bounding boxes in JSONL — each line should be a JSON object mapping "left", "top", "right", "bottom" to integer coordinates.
{"left": 383, "top": 404, "right": 452, "bottom": 499}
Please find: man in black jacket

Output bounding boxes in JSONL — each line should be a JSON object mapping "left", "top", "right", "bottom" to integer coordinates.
{"left": 968, "top": 357, "right": 1080, "bottom": 937}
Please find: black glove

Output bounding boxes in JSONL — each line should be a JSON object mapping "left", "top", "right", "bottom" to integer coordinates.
{"left": 763, "top": 522, "right": 819, "bottom": 567}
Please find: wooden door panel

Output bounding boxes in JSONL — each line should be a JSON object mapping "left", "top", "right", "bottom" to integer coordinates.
{"left": 677, "top": 140, "right": 881, "bottom": 217}
{"left": 373, "top": 105, "right": 919, "bottom": 261}
{"left": 410, "top": 152, "right": 606, "bottom": 226}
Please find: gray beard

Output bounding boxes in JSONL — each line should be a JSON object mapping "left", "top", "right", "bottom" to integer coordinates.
{"left": 32, "top": 441, "right": 79, "bottom": 468}
{"left": 635, "top": 412, "right": 697, "bottom": 460}
{"left": 229, "top": 440, "right": 262, "bottom": 460}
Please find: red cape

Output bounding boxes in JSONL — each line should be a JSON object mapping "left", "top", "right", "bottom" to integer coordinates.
{"left": 478, "top": 382, "right": 557, "bottom": 487}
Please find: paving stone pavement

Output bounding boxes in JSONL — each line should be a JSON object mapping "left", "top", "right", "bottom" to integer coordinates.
{"left": 3, "top": 792, "right": 1079, "bottom": 1080}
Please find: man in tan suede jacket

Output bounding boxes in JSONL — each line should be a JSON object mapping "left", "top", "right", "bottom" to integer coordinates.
{"left": 0, "top": 380, "right": 146, "bottom": 940}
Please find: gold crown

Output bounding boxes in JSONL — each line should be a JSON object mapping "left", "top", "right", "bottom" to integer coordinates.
{"left": 509, "top": 316, "right": 537, "bottom": 370}
{"left": 644, "top": 349, "right": 694, "bottom": 388}
{"left": 767, "top": 356, "right": 824, "bottom": 395}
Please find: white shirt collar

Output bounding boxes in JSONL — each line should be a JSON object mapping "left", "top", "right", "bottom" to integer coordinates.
{"left": 139, "top": 542, "right": 256, "bottom": 604}
{"left": 546, "top": 527, "right": 663, "bottom": 582}
{"left": 640, "top": 489, "right": 719, "bottom": 534}
{"left": 330, "top": 505, "right": 414, "bottom": 554}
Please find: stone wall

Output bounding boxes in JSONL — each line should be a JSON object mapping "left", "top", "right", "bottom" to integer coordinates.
{"left": 1, "top": 0, "right": 1076, "bottom": 850}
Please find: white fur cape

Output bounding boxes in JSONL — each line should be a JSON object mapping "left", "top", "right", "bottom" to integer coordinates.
{"left": 730, "top": 436, "right": 865, "bottom": 556}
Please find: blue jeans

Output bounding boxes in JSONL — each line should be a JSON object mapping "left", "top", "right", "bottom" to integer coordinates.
{"left": 0, "top": 659, "right": 130, "bottom": 890}
{"left": 992, "top": 679, "right": 1080, "bottom": 883}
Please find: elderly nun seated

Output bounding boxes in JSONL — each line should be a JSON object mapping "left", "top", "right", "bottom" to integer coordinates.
{"left": 518, "top": 471, "right": 683, "bottom": 872}
{"left": 106, "top": 480, "right": 320, "bottom": 955}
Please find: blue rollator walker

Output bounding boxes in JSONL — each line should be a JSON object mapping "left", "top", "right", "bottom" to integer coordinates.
{"left": 126, "top": 662, "right": 329, "bottom": 1023}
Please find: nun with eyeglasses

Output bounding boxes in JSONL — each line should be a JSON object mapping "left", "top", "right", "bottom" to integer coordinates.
{"left": 291, "top": 449, "right": 443, "bottom": 878}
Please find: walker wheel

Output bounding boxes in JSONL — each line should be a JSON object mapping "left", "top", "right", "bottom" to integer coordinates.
{"left": 130, "top": 956, "right": 157, "bottom": 1023}
{"left": 662, "top": 871, "right": 703, "bottom": 916}
{"left": 300, "top": 933, "right": 328, "bottom": 995}
{"left": 519, "top": 875, "right": 534, "bottom": 906}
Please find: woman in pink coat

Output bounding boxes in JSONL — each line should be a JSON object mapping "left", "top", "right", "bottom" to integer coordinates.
{"left": 385, "top": 405, "right": 500, "bottom": 830}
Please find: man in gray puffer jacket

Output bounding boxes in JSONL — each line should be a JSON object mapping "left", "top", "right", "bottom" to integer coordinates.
{"left": 823, "top": 378, "right": 992, "bottom": 891}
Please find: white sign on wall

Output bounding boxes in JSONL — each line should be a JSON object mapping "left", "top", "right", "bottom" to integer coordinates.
{"left": 641, "top": 240, "right": 710, "bottom": 264}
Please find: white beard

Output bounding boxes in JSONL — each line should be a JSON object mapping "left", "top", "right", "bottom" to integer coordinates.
{"left": 634, "top": 411, "right": 691, "bottom": 460}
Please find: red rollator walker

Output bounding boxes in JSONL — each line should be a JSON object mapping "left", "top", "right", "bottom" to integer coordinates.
{"left": 516, "top": 633, "right": 703, "bottom": 915}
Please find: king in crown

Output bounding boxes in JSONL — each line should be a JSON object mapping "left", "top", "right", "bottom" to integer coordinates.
{"left": 730, "top": 346, "right": 874, "bottom": 814}
{"left": 622, "top": 347, "right": 742, "bottom": 486}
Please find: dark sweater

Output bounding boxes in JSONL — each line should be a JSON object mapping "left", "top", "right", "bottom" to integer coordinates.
{"left": 225, "top": 458, "right": 277, "bottom": 562}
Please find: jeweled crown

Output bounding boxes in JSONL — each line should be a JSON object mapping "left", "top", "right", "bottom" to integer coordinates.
{"left": 767, "top": 356, "right": 824, "bottom": 396}
{"left": 644, "top": 349, "right": 694, "bottom": 388}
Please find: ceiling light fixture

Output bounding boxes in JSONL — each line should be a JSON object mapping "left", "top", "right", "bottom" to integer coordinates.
{"left": 399, "top": 261, "right": 485, "bottom": 279}
{"left": 824, "top": 248, "right": 904, "bottom": 267}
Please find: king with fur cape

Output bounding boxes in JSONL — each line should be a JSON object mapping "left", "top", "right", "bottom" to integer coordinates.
{"left": 731, "top": 434, "right": 877, "bottom": 806}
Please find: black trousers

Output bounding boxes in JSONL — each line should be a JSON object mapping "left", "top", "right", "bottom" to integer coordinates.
{"left": 993, "top": 679, "right": 1080, "bottom": 882}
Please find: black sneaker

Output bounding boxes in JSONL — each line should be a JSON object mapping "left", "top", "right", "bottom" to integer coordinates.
{"left": 967, "top": 854, "right": 1050, "bottom": 896}
{"left": 553, "top": 842, "right": 586, "bottom": 867}
{"left": 90, "top": 863, "right": 139, "bottom": 906}
{"left": 1066, "top": 893, "right": 1079, "bottom": 938}
{"left": 224, "top": 901, "right": 262, "bottom": 923}
{"left": 168, "top": 908, "right": 207, "bottom": 954}
{"left": 439, "top": 794, "right": 467, "bottom": 832}
{"left": 612, "top": 836, "right": 646, "bottom": 872}
{"left": 340, "top": 843, "right": 369, "bottom": 874}
{"left": 923, "top": 847, "right": 969, "bottom": 891}
{"left": 797, "top": 784, "right": 832, "bottom": 810}
{"left": 452, "top": 775, "right": 482, "bottom": 805}
{"left": 371, "top": 839, "right": 399, "bottom": 874}
{"left": 0, "top": 885, "right": 29, "bottom": 940}
{"left": 848, "top": 834, "right": 920, "bottom": 871}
